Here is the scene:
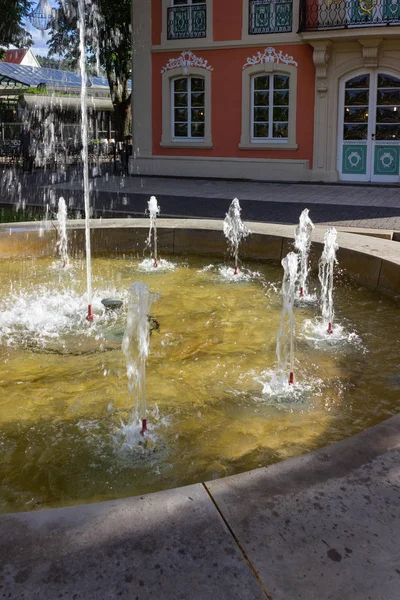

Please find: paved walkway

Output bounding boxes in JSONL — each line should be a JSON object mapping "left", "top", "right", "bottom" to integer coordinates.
{"left": 1, "top": 167, "right": 400, "bottom": 231}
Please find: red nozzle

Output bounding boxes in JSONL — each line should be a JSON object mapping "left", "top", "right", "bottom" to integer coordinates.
{"left": 86, "top": 304, "right": 94, "bottom": 322}
{"left": 140, "top": 419, "right": 147, "bottom": 436}
{"left": 234, "top": 265, "right": 239, "bottom": 275}
{"left": 299, "top": 287, "right": 304, "bottom": 297}
{"left": 328, "top": 322, "right": 333, "bottom": 335}
{"left": 289, "top": 372, "right": 295, "bottom": 385}
{"left": 154, "top": 259, "right": 158, "bottom": 268}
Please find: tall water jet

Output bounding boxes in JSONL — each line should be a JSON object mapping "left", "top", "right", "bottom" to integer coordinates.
{"left": 223, "top": 198, "right": 249, "bottom": 275}
{"left": 122, "top": 282, "right": 160, "bottom": 435}
{"left": 319, "top": 227, "right": 338, "bottom": 335}
{"left": 56, "top": 197, "right": 69, "bottom": 268}
{"left": 294, "top": 208, "right": 314, "bottom": 297}
{"left": 78, "top": 0, "right": 94, "bottom": 322}
{"left": 147, "top": 196, "right": 160, "bottom": 268}
{"left": 276, "top": 252, "right": 299, "bottom": 385}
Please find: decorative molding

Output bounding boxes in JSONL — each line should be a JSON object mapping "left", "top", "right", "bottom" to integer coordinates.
{"left": 161, "top": 50, "right": 213, "bottom": 74}
{"left": 358, "top": 39, "right": 382, "bottom": 68}
{"left": 242, "top": 47, "right": 298, "bottom": 70}
{"left": 310, "top": 40, "right": 331, "bottom": 97}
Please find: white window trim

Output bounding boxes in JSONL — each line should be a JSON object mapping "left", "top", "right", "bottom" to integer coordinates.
{"left": 240, "top": 62, "right": 298, "bottom": 150}
{"left": 161, "top": 66, "right": 213, "bottom": 148}
{"left": 161, "top": 0, "right": 213, "bottom": 48}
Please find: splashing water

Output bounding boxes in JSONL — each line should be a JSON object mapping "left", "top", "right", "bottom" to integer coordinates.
{"left": 121, "top": 282, "right": 160, "bottom": 435}
{"left": 223, "top": 198, "right": 250, "bottom": 275}
{"left": 78, "top": 0, "right": 93, "bottom": 322}
{"left": 294, "top": 208, "right": 314, "bottom": 297}
{"left": 276, "top": 252, "right": 299, "bottom": 385}
{"left": 319, "top": 227, "right": 339, "bottom": 335}
{"left": 146, "top": 196, "right": 160, "bottom": 267}
{"left": 56, "top": 197, "right": 69, "bottom": 267}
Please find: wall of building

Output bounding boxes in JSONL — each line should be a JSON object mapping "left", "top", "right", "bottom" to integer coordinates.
{"left": 152, "top": 45, "right": 315, "bottom": 165}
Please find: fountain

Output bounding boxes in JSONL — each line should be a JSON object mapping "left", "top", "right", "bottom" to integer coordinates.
{"left": 223, "top": 198, "right": 249, "bottom": 275}
{"left": 294, "top": 208, "right": 314, "bottom": 298}
{"left": 56, "top": 197, "right": 69, "bottom": 268}
{"left": 78, "top": 0, "right": 94, "bottom": 322}
{"left": 146, "top": 196, "right": 160, "bottom": 268}
{"left": 276, "top": 252, "right": 299, "bottom": 385}
{"left": 0, "top": 217, "right": 400, "bottom": 512}
{"left": 319, "top": 227, "right": 338, "bottom": 335}
{"left": 122, "top": 281, "right": 160, "bottom": 435}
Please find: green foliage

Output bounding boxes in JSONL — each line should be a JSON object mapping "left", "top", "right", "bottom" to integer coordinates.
{"left": 36, "top": 54, "right": 75, "bottom": 71}
{"left": 48, "top": 0, "right": 132, "bottom": 139}
{"left": 0, "top": 0, "right": 33, "bottom": 48}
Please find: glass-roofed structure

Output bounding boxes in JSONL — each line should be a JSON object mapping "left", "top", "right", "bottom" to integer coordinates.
{"left": 0, "top": 62, "right": 117, "bottom": 143}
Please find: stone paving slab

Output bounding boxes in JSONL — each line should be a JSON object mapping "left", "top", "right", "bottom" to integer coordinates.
{"left": 207, "top": 415, "right": 400, "bottom": 600}
{"left": 0, "top": 483, "right": 266, "bottom": 600}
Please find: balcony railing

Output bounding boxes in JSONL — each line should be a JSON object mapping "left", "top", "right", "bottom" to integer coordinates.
{"left": 299, "top": 0, "right": 400, "bottom": 31}
{"left": 167, "top": 5, "right": 207, "bottom": 40}
{"left": 249, "top": 0, "right": 293, "bottom": 34}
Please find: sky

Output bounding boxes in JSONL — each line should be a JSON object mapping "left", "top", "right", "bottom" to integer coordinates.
{"left": 23, "top": 0, "right": 57, "bottom": 57}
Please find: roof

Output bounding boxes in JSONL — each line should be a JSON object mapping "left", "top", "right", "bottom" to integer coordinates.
{"left": 0, "top": 62, "right": 126, "bottom": 91}
{"left": 4, "top": 49, "right": 28, "bottom": 64}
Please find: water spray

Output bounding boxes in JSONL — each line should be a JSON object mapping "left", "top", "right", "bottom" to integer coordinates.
{"left": 122, "top": 282, "right": 161, "bottom": 436}
{"left": 319, "top": 227, "right": 338, "bottom": 335}
{"left": 78, "top": 0, "right": 94, "bottom": 323}
{"left": 56, "top": 197, "right": 69, "bottom": 269}
{"left": 223, "top": 198, "right": 249, "bottom": 275}
{"left": 147, "top": 196, "right": 160, "bottom": 268}
{"left": 276, "top": 252, "right": 299, "bottom": 385}
{"left": 294, "top": 208, "right": 314, "bottom": 298}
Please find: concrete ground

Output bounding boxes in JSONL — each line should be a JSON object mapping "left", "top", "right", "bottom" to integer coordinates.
{"left": 1, "top": 166, "right": 400, "bottom": 231}
{"left": 1, "top": 414, "right": 399, "bottom": 600}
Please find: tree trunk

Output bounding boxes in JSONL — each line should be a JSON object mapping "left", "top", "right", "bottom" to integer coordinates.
{"left": 113, "top": 96, "right": 131, "bottom": 143}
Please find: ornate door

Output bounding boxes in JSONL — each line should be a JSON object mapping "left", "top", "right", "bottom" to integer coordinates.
{"left": 339, "top": 71, "right": 400, "bottom": 182}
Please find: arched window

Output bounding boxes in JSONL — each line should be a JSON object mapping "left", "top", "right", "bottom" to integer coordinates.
{"left": 172, "top": 76, "right": 205, "bottom": 139}
{"left": 252, "top": 74, "right": 289, "bottom": 140}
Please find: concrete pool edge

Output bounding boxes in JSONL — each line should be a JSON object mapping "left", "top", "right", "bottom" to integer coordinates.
{"left": 1, "top": 218, "right": 400, "bottom": 294}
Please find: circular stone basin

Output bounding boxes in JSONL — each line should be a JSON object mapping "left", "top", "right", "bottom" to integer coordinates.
{"left": 0, "top": 239, "right": 400, "bottom": 514}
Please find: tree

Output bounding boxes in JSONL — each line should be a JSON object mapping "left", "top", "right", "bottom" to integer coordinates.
{"left": 0, "top": 0, "right": 33, "bottom": 50}
{"left": 37, "top": 54, "right": 75, "bottom": 71}
{"left": 48, "top": 0, "right": 132, "bottom": 142}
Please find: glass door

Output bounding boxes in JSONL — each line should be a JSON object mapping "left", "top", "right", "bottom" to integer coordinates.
{"left": 340, "top": 73, "right": 370, "bottom": 181}
{"left": 339, "top": 71, "right": 400, "bottom": 182}
{"left": 372, "top": 73, "right": 400, "bottom": 182}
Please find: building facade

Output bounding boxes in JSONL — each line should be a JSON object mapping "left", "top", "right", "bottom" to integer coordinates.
{"left": 130, "top": 0, "right": 400, "bottom": 182}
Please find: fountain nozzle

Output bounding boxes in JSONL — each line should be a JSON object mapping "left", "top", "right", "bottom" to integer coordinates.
{"left": 327, "top": 322, "right": 333, "bottom": 335}
{"left": 154, "top": 259, "right": 158, "bottom": 268}
{"left": 234, "top": 265, "right": 239, "bottom": 275}
{"left": 289, "top": 371, "right": 295, "bottom": 385}
{"left": 140, "top": 419, "right": 147, "bottom": 435}
{"left": 299, "top": 287, "right": 304, "bottom": 297}
{"left": 86, "top": 304, "right": 94, "bottom": 322}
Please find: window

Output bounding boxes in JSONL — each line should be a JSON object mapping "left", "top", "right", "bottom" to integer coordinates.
{"left": 249, "top": 0, "right": 293, "bottom": 34}
{"left": 252, "top": 74, "right": 289, "bottom": 140}
{"left": 173, "top": 77, "right": 205, "bottom": 139}
{"left": 239, "top": 63, "right": 297, "bottom": 150}
{"left": 161, "top": 66, "right": 212, "bottom": 148}
{"left": 168, "top": 0, "right": 207, "bottom": 40}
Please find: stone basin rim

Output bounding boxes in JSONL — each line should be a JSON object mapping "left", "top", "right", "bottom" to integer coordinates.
{"left": 0, "top": 217, "right": 399, "bottom": 516}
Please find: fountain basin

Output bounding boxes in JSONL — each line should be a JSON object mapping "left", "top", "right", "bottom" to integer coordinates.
{"left": 0, "top": 219, "right": 399, "bottom": 514}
